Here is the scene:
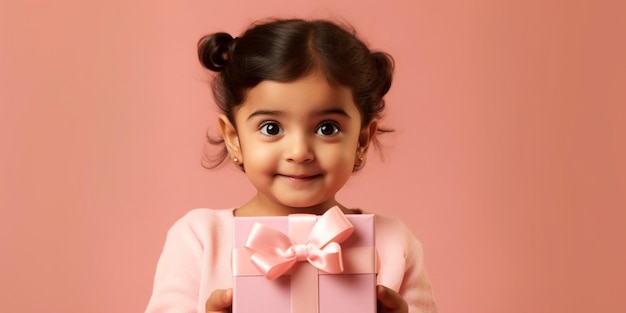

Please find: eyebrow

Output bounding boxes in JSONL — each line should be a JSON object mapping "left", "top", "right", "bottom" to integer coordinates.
{"left": 317, "top": 108, "right": 351, "bottom": 118}
{"left": 247, "top": 110, "right": 282, "bottom": 120}
{"left": 247, "top": 108, "right": 351, "bottom": 120}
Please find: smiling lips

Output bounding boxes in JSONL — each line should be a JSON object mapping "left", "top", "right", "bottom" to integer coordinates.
{"left": 276, "top": 174, "right": 322, "bottom": 182}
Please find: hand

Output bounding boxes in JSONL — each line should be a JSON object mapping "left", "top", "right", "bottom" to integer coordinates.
{"left": 205, "top": 288, "right": 232, "bottom": 313}
{"left": 377, "top": 285, "right": 408, "bottom": 313}
{"left": 205, "top": 286, "right": 406, "bottom": 313}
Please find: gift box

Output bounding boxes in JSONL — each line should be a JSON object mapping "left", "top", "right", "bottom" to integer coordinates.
{"left": 232, "top": 206, "right": 377, "bottom": 313}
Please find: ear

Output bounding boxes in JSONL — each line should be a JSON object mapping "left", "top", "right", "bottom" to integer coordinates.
{"left": 218, "top": 114, "right": 241, "bottom": 159}
{"left": 358, "top": 119, "right": 378, "bottom": 153}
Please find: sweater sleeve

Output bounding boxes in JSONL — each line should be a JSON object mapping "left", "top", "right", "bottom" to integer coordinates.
{"left": 144, "top": 210, "right": 209, "bottom": 313}
{"left": 375, "top": 215, "right": 438, "bottom": 313}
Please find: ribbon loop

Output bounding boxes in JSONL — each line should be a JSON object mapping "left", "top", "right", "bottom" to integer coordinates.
{"left": 244, "top": 206, "right": 354, "bottom": 280}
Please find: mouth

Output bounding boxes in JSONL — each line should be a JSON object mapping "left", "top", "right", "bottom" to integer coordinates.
{"left": 276, "top": 174, "right": 323, "bottom": 182}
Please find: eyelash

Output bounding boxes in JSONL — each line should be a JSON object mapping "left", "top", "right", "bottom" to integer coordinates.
{"left": 259, "top": 121, "right": 283, "bottom": 136}
{"left": 315, "top": 121, "right": 340, "bottom": 136}
{"left": 257, "top": 120, "right": 341, "bottom": 137}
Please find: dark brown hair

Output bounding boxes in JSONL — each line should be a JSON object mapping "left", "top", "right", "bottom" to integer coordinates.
{"left": 198, "top": 18, "right": 394, "bottom": 168}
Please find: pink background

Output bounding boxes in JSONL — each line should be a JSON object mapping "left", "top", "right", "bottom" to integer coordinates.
{"left": 1, "top": 1, "right": 624, "bottom": 312}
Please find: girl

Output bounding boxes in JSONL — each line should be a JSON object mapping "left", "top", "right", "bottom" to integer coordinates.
{"left": 145, "top": 18, "right": 438, "bottom": 313}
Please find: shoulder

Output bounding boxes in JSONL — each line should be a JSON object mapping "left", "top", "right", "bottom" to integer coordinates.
{"left": 373, "top": 213, "right": 425, "bottom": 257}
{"left": 166, "top": 208, "right": 235, "bottom": 243}
{"left": 374, "top": 214, "right": 418, "bottom": 241}
{"left": 174, "top": 208, "right": 235, "bottom": 223}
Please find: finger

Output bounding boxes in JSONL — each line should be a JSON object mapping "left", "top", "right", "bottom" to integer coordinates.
{"left": 205, "top": 288, "right": 233, "bottom": 313}
{"left": 377, "top": 285, "right": 407, "bottom": 312}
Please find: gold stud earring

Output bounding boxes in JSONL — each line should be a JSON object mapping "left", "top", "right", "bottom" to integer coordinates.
{"left": 233, "top": 157, "right": 239, "bottom": 163}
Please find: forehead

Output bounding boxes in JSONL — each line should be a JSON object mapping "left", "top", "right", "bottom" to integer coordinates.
{"left": 238, "top": 72, "right": 359, "bottom": 117}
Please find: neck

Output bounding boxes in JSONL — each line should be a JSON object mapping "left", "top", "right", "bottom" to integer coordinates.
{"left": 234, "top": 194, "right": 345, "bottom": 217}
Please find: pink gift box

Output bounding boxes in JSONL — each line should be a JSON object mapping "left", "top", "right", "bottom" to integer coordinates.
{"left": 232, "top": 207, "right": 377, "bottom": 313}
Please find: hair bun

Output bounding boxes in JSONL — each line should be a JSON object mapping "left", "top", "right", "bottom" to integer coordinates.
{"left": 370, "top": 52, "right": 394, "bottom": 97}
{"left": 198, "top": 32, "right": 236, "bottom": 72}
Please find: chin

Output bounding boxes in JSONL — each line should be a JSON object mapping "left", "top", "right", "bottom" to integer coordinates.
{"left": 282, "top": 202, "right": 317, "bottom": 209}
{"left": 278, "top": 199, "right": 325, "bottom": 210}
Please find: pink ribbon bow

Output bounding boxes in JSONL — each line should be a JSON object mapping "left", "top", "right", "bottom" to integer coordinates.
{"left": 244, "top": 206, "right": 355, "bottom": 280}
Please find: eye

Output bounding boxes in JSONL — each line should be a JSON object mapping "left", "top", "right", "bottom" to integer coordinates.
{"left": 316, "top": 121, "right": 340, "bottom": 136}
{"left": 259, "top": 121, "right": 283, "bottom": 136}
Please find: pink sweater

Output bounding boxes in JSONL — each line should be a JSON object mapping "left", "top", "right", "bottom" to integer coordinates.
{"left": 145, "top": 208, "right": 437, "bottom": 313}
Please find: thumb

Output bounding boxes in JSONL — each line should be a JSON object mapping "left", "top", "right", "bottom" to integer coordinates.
{"left": 377, "top": 285, "right": 408, "bottom": 312}
{"left": 205, "top": 288, "right": 233, "bottom": 312}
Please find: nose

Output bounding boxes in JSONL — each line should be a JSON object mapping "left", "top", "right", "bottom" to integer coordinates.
{"left": 284, "top": 133, "right": 314, "bottom": 163}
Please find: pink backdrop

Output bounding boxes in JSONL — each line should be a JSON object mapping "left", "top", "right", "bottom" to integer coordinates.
{"left": 1, "top": 1, "right": 624, "bottom": 312}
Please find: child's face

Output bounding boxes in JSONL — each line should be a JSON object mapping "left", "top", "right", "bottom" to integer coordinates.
{"left": 220, "top": 71, "right": 374, "bottom": 212}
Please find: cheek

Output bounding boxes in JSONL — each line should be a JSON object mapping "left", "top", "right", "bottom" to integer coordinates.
{"left": 320, "top": 147, "right": 356, "bottom": 168}
{"left": 240, "top": 140, "right": 276, "bottom": 166}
